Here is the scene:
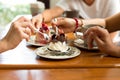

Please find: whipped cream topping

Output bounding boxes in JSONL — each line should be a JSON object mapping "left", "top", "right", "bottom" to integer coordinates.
{"left": 48, "top": 41, "right": 68, "bottom": 52}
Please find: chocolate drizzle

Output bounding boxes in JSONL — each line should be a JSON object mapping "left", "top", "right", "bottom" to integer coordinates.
{"left": 51, "top": 33, "right": 66, "bottom": 43}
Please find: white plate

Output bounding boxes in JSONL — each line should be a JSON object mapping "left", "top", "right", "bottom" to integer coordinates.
{"left": 27, "top": 35, "right": 47, "bottom": 46}
{"left": 74, "top": 39, "right": 98, "bottom": 50}
{"left": 35, "top": 46, "right": 81, "bottom": 59}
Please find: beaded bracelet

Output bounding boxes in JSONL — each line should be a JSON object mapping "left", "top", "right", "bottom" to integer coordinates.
{"left": 73, "top": 18, "right": 83, "bottom": 32}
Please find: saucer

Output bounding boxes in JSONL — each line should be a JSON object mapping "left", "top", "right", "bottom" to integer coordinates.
{"left": 74, "top": 39, "right": 98, "bottom": 50}
{"left": 35, "top": 46, "right": 81, "bottom": 59}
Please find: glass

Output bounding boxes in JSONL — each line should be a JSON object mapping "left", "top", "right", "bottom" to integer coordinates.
{"left": 64, "top": 10, "right": 79, "bottom": 18}
{"left": 75, "top": 24, "right": 104, "bottom": 48}
{"left": 30, "top": 1, "right": 45, "bottom": 16}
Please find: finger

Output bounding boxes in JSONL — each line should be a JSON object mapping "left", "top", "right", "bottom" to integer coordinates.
{"left": 94, "top": 34, "right": 103, "bottom": 45}
{"left": 51, "top": 18, "right": 58, "bottom": 27}
{"left": 84, "top": 26, "right": 102, "bottom": 38}
{"left": 31, "top": 19, "right": 39, "bottom": 30}
{"left": 17, "top": 16, "right": 30, "bottom": 22}
{"left": 24, "top": 27, "right": 32, "bottom": 36}
{"left": 28, "top": 24, "right": 35, "bottom": 34}
{"left": 93, "top": 28, "right": 108, "bottom": 45}
{"left": 16, "top": 21, "right": 30, "bottom": 28}
{"left": 92, "top": 26, "right": 107, "bottom": 36}
{"left": 56, "top": 19, "right": 65, "bottom": 27}
{"left": 22, "top": 32, "right": 30, "bottom": 41}
{"left": 31, "top": 18, "right": 36, "bottom": 26}
{"left": 32, "top": 19, "right": 42, "bottom": 29}
{"left": 17, "top": 29, "right": 30, "bottom": 41}
{"left": 84, "top": 28, "right": 92, "bottom": 38}
{"left": 19, "top": 21, "right": 35, "bottom": 33}
{"left": 51, "top": 19, "right": 58, "bottom": 32}
{"left": 52, "top": 17, "right": 64, "bottom": 27}
{"left": 36, "top": 20, "right": 42, "bottom": 29}
{"left": 52, "top": 17, "right": 65, "bottom": 27}
{"left": 56, "top": 17, "right": 64, "bottom": 22}
{"left": 87, "top": 32, "right": 94, "bottom": 49}
{"left": 93, "top": 27, "right": 109, "bottom": 41}
{"left": 31, "top": 14, "right": 43, "bottom": 29}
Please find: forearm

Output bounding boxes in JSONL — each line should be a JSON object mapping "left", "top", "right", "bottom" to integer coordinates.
{"left": 82, "top": 18, "right": 106, "bottom": 27}
{"left": 0, "top": 39, "right": 8, "bottom": 53}
{"left": 105, "top": 13, "right": 120, "bottom": 32}
{"left": 107, "top": 45, "right": 120, "bottom": 57}
{"left": 42, "top": 6, "right": 64, "bottom": 22}
{"left": 42, "top": 9, "right": 54, "bottom": 22}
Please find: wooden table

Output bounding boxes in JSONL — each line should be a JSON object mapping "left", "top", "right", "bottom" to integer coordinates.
{"left": 1, "top": 38, "right": 120, "bottom": 69}
{"left": 1, "top": 15, "right": 120, "bottom": 80}
{"left": 1, "top": 68, "right": 120, "bottom": 80}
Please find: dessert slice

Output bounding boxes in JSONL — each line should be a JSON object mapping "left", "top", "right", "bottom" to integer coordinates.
{"left": 35, "top": 23, "right": 50, "bottom": 44}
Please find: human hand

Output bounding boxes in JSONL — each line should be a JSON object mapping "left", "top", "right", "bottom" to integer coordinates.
{"left": 31, "top": 14, "right": 43, "bottom": 29}
{"left": 52, "top": 17, "right": 77, "bottom": 33}
{"left": 84, "top": 26, "right": 117, "bottom": 54}
{"left": 2, "top": 16, "right": 34, "bottom": 50}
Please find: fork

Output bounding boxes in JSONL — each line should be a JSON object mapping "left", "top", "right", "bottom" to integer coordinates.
{"left": 34, "top": 28, "right": 49, "bottom": 40}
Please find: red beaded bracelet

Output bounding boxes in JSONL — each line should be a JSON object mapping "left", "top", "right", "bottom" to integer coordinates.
{"left": 74, "top": 18, "right": 83, "bottom": 32}
{"left": 74, "top": 18, "right": 78, "bottom": 32}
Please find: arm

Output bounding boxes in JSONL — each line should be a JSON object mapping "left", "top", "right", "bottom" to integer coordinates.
{"left": 84, "top": 26, "right": 120, "bottom": 57}
{"left": 0, "top": 39, "right": 9, "bottom": 53}
{"left": 31, "top": 6, "right": 64, "bottom": 28}
{"left": 82, "top": 19, "right": 106, "bottom": 27}
{"left": 42, "top": 6, "right": 64, "bottom": 22}
{"left": 54, "top": 13, "right": 120, "bottom": 33}
{"left": 52, "top": 17, "right": 105, "bottom": 34}
{"left": 105, "top": 13, "right": 120, "bottom": 32}
{"left": 53, "top": 17, "right": 106, "bottom": 33}
{"left": 0, "top": 17, "right": 33, "bottom": 53}
{"left": 80, "top": 13, "right": 120, "bottom": 33}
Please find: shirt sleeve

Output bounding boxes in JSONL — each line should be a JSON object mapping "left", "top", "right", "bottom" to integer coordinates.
{"left": 56, "top": 0, "right": 71, "bottom": 11}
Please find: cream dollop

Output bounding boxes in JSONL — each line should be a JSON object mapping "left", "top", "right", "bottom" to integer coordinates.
{"left": 48, "top": 41, "right": 68, "bottom": 52}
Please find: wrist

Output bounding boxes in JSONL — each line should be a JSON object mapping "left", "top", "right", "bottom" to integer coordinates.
{"left": 113, "top": 46, "right": 120, "bottom": 57}
{"left": 73, "top": 18, "right": 83, "bottom": 32}
{"left": 0, "top": 39, "right": 9, "bottom": 53}
{"left": 105, "top": 45, "right": 120, "bottom": 57}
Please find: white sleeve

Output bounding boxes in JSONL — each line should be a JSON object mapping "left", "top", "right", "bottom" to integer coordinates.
{"left": 56, "top": 0, "right": 70, "bottom": 11}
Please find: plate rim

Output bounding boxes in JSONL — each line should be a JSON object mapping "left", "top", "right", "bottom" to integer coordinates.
{"left": 27, "top": 35, "right": 48, "bottom": 46}
{"left": 27, "top": 40, "right": 46, "bottom": 46}
{"left": 74, "top": 42, "right": 98, "bottom": 50}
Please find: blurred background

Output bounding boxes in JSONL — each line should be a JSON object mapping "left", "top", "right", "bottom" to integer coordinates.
{"left": 0, "top": 0, "right": 59, "bottom": 28}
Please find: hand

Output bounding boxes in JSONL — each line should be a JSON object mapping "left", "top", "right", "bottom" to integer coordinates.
{"left": 52, "top": 17, "right": 76, "bottom": 33}
{"left": 2, "top": 16, "right": 34, "bottom": 50}
{"left": 31, "top": 14, "right": 43, "bottom": 29}
{"left": 84, "top": 26, "right": 117, "bottom": 55}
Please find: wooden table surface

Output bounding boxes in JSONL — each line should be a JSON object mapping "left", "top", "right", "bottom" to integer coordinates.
{"left": 1, "top": 68, "right": 120, "bottom": 80}
{"left": 1, "top": 38, "right": 120, "bottom": 69}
